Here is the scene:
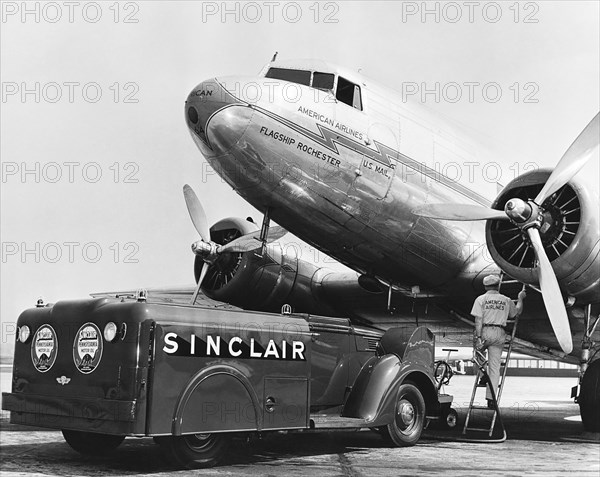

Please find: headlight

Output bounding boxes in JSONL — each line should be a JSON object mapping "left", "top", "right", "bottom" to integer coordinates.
{"left": 18, "top": 325, "right": 31, "bottom": 343}
{"left": 103, "top": 322, "right": 118, "bottom": 342}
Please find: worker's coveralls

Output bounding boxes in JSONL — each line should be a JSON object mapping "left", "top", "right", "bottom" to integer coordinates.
{"left": 470, "top": 290, "right": 518, "bottom": 401}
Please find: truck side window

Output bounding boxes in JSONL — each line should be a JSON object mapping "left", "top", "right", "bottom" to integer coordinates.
{"left": 336, "top": 76, "right": 362, "bottom": 111}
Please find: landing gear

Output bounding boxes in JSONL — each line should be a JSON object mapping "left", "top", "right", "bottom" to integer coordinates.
{"left": 579, "top": 359, "right": 600, "bottom": 432}
{"left": 62, "top": 430, "right": 125, "bottom": 456}
{"left": 383, "top": 383, "right": 425, "bottom": 446}
{"left": 577, "top": 304, "right": 599, "bottom": 432}
{"left": 156, "top": 433, "right": 230, "bottom": 469}
{"left": 440, "top": 407, "right": 458, "bottom": 429}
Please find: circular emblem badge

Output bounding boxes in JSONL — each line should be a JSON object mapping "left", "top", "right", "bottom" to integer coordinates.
{"left": 31, "top": 325, "right": 58, "bottom": 373}
{"left": 73, "top": 322, "right": 103, "bottom": 374}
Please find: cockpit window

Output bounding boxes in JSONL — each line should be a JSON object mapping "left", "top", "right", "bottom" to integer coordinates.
{"left": 313, "top": 72, "right": 335, "bottom": 91}
{"left": 265, "top": 68, "right": 363, "bottom": 111}
{"left": 266, "top": 67, "right": 311, "bottom": 86}
{"left": 336, "top": 76, "right": 362, "bottom": 110}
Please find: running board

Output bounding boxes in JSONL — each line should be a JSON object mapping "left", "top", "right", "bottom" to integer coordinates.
{"left": 310, "top": 415, "right": 368, "bottom": 429}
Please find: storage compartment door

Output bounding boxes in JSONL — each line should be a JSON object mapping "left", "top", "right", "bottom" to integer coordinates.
{"left": 263, "top": 377, "right": 308, "bottom": 430}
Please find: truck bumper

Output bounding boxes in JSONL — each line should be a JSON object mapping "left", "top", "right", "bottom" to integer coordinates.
{"left": 2, "top": 392, "right": 140, "bottom": 435}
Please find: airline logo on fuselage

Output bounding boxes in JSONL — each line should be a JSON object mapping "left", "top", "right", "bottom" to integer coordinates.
{"left": 162, "top": 333, "right": 306, "bottom": 361}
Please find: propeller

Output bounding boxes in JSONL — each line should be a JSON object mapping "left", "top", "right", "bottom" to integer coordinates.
{"left": 527, "top": 228, "right": 572, "bottom": 353}
{"left": 183, "top": 184, "right": 210, "bottom": 241}
{"left": 412, "top": 112, "right": 599, "bottom": 354}
{"left": 412, "top": 204, "right": 509, "bottom": 221}
{"left": 220, "top": 226, "right": 288, "bottom": 253}
{"left": 183, "top": 184, "right": 289, "bottom": 304}
{"left": 183, "top": 184, "right": 214, "bottom": 304}
{"left": 533, "top": 113, "right": 599, "bottom": 205}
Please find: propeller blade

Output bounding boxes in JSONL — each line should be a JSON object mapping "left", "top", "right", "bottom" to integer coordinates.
{"left": 183, "top": 184, "right": 210, "bottom": 241}
{"left": 534, "top": 112, "right": 599, "bottom": 205}
{"left": 527, "top": 228, "right": 573, "bottom": 354}
{"left": 190, "top": 263, "right": 209, "bottom": 305}
{"left": 220, "top": 225, "right": 288, "bottom": 253}
{"left": 412, "top": 204, "right": 509, "bottom": 221}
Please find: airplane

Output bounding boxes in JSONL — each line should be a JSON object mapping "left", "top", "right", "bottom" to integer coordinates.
{"left": 177, "top": 57, "right": 599, "bottom": 431}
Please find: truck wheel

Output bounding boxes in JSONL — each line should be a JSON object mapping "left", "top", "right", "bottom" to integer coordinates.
{"left": 383, "top": 383, "right": 425, "bottom": 447}
{"left": 579, "top": 359, "right": 600, "bottom": 432}
{"left": 157, "top": 433, "right": 229, "bottom": 469}
{"left": 62, "top": 430, "right": 125, "bottom": 456}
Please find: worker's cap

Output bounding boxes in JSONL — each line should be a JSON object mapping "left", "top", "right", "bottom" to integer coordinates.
{"left": 483, "top": 275, "right": 501, "bottom": 286}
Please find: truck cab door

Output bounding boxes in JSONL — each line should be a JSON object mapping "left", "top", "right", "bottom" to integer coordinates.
{"left": 307, "top": 317, "right": 352, "bottom": 413}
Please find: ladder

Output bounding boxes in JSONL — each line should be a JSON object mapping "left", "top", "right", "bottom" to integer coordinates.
{"left": 462, "top": 277, "right": 523, "bottom": 441}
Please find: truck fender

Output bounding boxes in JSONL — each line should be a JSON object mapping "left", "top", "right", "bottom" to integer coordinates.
{"left": 341, "top": 356, "right": 437, "bottom": 426}
{"left": 341, "top": 326, "right": 438, "bottom": 426}
{"left": 172, "top": 364, "right": 262, "bottom": 435}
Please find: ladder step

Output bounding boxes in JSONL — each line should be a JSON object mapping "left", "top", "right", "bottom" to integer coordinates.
{"left": 470, "top": 405, "right": 496, "bottom": 411}
{"left": 465, "top": 427, "right": 493, "bottom": 432}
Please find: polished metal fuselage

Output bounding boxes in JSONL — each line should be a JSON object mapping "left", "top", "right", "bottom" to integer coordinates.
{"left": 187, "top": 70, "right": 498, "bottom": 299}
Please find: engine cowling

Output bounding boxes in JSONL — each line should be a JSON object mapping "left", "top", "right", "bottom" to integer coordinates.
{"left": 486, "top": 168, "right": 599, "bottom": 303}
{"left": 193, "top": 217, "right": 339, "bottom": 315}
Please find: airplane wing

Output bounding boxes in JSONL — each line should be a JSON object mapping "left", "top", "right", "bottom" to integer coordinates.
{"left": 91, "top": 264, "right": 592, "bottom": 366}
{"left": 323, "top": 273, "right": 591, "bottom": 365}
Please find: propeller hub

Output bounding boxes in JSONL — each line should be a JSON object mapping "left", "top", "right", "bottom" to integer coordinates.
{"left": 192, "top": 240, "right": 216, "bottom": 259}
{"left": 504, "top": 198, "right": 533, "bottom": 223}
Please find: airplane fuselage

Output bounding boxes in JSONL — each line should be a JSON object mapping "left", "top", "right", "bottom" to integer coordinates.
{"left": 186, "top": 60, "right": 499, "bottom": 298}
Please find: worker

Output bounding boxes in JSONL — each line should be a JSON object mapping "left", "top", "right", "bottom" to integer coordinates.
{"left": 471, "top": 274, "right": 526, "bottom": 408}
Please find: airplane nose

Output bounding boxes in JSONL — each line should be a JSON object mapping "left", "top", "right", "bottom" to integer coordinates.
{"left": 185, "top": 78, "right": 227, "bottom": 145}
{"left": 185, "top": 78, "right": 251, "bottom": 155}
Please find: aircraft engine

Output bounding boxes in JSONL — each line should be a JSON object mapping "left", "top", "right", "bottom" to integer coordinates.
{"left": 486, "top": 168, "right": 599, "bottom": 304}
{"left": 413, "top": 113, "right": 598, "bottom": 353}
{"left": 193, "top": 217, "right": 337, "bottom": 315}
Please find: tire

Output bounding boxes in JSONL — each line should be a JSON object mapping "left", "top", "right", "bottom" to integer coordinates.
{"left": 156, "top": 433, "right": 230, "bottom": 469}
{"left": 383, "top": 383, "right": 426, "bottom": 447}
{"left": 443, "top": 408, "right": 458, "bottom": 429}
{"left": 62, "top": 430, "right": 125, "bottom": 456}
{"left": 579, "top": 359, "right": 600, "bottom": 432}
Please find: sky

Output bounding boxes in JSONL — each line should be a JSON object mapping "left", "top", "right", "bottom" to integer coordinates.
{"left": 1, "top": 1, "right": 599, "bottom": 357}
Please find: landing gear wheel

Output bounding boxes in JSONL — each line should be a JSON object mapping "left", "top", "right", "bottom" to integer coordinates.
{"left": 383, "top": 383, "right": 425, "bottom": 447}
{"left": 579, "top": 359, "right": 600, "bottom": 432}
{"left": 156, "top": 433, "right": 230, "bottom": 469}
{"left": 442, "top": 408, "right": 458, "bottom": 429}
{"left": 61, "top": 430, "right": 125, "bottom": 456}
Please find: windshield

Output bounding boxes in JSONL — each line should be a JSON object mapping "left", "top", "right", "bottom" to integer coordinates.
{"left": 265, "top": 67, "right": 362, "bottom": 111}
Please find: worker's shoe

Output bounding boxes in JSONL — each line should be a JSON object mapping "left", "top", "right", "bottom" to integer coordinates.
{"left": 486, "top": 399, "right": 496, "bottom": 409}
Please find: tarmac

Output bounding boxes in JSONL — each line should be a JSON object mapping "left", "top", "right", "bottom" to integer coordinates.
{"left": 1, "top": 372, "right": 598, "bottom": 476}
